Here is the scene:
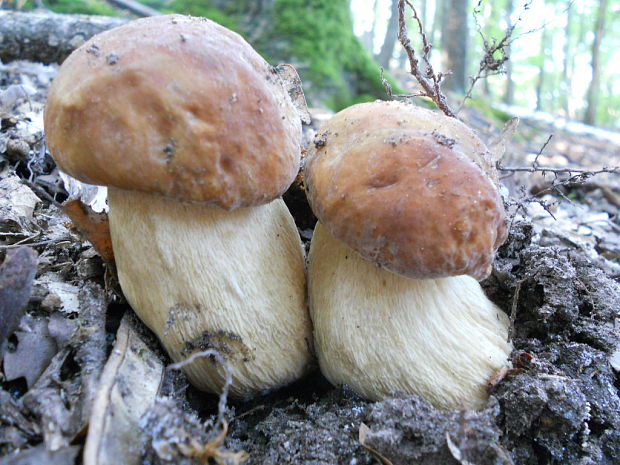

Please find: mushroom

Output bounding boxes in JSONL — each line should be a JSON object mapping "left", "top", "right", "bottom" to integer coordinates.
{"left": 304, "top": 101, "right": 511, "bottom": 409}
{"left": 44, "top": 15, "right": 313, "bottom": 397}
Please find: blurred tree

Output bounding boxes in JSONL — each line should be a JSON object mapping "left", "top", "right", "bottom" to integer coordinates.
{"left": 535, "top": 26, "right": 549, "bottom": 112}
{"left": 561, "top": 1, "right": 574, "bottom": 117}
{"left": 441, "top": 0, "right": 468, "bottom": 93}
{"left": 361, "top": 0, "right": 380, "bottom": 52}
{"left": 190, "top": 0, "right": 391, "bottom": 109}
{"left": 584, "top": 0, "right": 608, "bottom": 125}
{"left": 376, "top": 0, "right": 398, "bottom": 69}
{"left": 503, "top": 0, "right": 514, "bottom": 105}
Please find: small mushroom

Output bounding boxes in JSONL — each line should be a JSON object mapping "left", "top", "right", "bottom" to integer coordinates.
{"left": 45, "top": 15, "right": 313, "bottom": 397}
{"left": 304, "top": 101, "right": 511, "bottom": 410}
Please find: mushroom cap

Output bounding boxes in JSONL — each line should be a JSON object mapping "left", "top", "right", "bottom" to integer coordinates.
{"left": 304, "top": 101, "right": 507, "bottom": 281}
{"left": 45, "top": 15, "right": 301, "bottom": 210}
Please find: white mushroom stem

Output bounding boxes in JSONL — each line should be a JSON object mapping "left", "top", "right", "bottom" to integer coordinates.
{"left": 308, "top": 222, "right": 511, "bottom": 410}
{"left": 107, "top": 187, "right": 313, "bottom": 398}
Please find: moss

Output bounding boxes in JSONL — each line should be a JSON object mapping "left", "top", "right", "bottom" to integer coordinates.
{"left": 268, "top": 0, "right": 397, "bottom": 109}
{"left": 162, "top": 0, "right": 237, "bottom": 30}
{"left": 466, "top": 98, "right": 512, "bottom": 123}
{"left": 43, "top": 0, "right": 119, "bottom": 16}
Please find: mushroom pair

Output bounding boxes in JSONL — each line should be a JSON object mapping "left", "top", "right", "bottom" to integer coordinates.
{"left": 45, "top": 15, "right": 313, "bottom": 397}
{"left": 304, "top": 101, "right": 512, "bottom": 410}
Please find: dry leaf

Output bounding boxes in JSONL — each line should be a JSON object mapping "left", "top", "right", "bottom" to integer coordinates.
{"left": 488, "top": 117, "right": 519, "bottom": 162}
{"left": 0, "top": 246, "right": 38, "bottom": 360}
{"left": 83, "top": 314, "right": 164, "bottom": 465}
{"left": 3, "top": 315, "right": 58, "bottom": 387}
{"left": 274, "top": 64, "right": 311, "bottom": 125}
{"left": 62, "top": 199, "right": 114, "bottom": 262}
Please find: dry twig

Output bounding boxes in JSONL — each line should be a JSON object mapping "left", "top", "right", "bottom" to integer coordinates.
{"left": 497, "top": 135, "right": 619, "bottom": 220}
{"left": 167, "top": 349, "right": 248, "bottom": 464}
{"left": 395, "top": 0, "right": 456, "bottom": 117}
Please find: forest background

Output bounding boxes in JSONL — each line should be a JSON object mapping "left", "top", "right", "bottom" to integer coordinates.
{"left": 6, "top": 0, "right": 619, "bottom": 130}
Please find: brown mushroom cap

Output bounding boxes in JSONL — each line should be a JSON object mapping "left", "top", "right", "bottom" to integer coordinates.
{"left": 304, "top": 101, "right": 507, "bottom": 281}
{"left": 45, "top": 15, "right": 301, "bottom": 210}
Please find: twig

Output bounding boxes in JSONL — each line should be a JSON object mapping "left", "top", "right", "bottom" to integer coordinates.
{"left": 508, "top": 281, "right": 522, "bottom": 341}
{"left": 0, "top": 239, "right": 54, "bottom": 249}
{"left": 168, "top": 349, "right": 232, "bottom": 429}
{"left": 20, "top": 178, "right": 63, "bottom": 208}
{"left": 74, "top": 283, "right": 107, "bottom": 426}
{"left": 396, "top": 0, "right": 456, "bottom": 117}
{"left": 167, "top": 350, "right": 247, "bottom": 465}
{"left": 460, "top": 1, "right": 575, "bottom": 110}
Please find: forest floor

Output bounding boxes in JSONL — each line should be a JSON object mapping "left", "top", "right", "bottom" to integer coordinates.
{"left": 0, "top": 59, "right": 619, "bottom": 465}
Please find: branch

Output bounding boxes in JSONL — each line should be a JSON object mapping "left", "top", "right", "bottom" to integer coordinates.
{"left": 395, "top": 0, "right": 456, "bottom": 117}
{"left": 0, "top": 11, "right": 127, "bottom": 64}
{"left": 498, "top": 135, "right": 619, "bottom": 220}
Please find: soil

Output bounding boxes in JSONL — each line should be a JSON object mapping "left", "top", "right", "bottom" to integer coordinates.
{"left": 0, "top": 59, "right": 619, "bottom": 465}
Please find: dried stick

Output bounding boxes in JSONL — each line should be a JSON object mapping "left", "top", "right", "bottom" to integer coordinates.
{"left": 396, "top": 0, "right": 456, "bottom": 117}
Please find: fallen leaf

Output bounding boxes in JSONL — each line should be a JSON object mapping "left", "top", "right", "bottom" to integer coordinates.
{"left": 0, "top": 443, "right": 79, "bottom": 465}
{"left": 62, "top": 199, "right": 114, "bottom": 262}
{"left": 0, "top": 246, "right": 38, "bottom": 360}
{"left": 274, "top": 63, "right": 311, "bottom": 125}
{"left": 0, "top": 173, "right": 40, "bottom": 232}
{"left": 83, "top": 314, "right": 164, "bottom": 465}
{"left": 3, "top": 315, "right": 58, "bottom": 388}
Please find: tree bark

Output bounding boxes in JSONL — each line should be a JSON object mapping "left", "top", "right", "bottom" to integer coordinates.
{"left": 503, "top": 0, "right": 514, "bottom": 105}
{"left": 376, "top": 0, "right": 399, "bottom": 69}
{"left": 535, "top": 27, "right": 549, "bottom": 112}
{"left": 561, "top": 2, "right": 573, "bottom": 117}
{"left": 441, "top": 0, "right": 468, "bottom": 93}
{"left": 584, "top": 0, "right": 608, "bottom": 125}
{"left": 0, "top": 11, "right": 127, "bottom": 64}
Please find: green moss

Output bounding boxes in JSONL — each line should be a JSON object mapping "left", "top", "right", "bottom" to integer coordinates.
{"left": 21, "top": 0, "right": 117, "bottom": 15}
{"left": 466, "top": 98, "right": 512, "bottom": 123}
{"left": 44, "top": 0, "right": 118, "bottom": 16}
{"left": 162, "top": 0, "right": 237, "bottom": 30}
{"left": 269, "top": 0, "right": 397, "bottom": 109}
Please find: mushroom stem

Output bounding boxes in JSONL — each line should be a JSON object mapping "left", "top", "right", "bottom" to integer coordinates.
{"left": 108, "top": 187, "right": 313, "bottom": 397}
{"left": 308, "top": 222, "right": 511, "bottom": 410}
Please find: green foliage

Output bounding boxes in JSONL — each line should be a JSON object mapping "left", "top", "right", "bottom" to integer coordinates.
{"left": 44, "top": 0, "right": 118, "bottom": 16}
{"left": 270, "top": 0, "right": 392, "bottom": 109}
{"left": 161, "top": 0, "right": 236, "bottom": 30}
{"left": 466, "top": 98, "right": 513, "bottom": 123}
{"left": 21, "top": 0, "right": 117, "bottom": 15}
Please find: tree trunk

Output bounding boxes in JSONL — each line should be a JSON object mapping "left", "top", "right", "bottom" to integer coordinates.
{"left": 584, "top": 0, "right": 608, "bottom": 125}
{"left": 0, "top": 11, "right": 126, "bottom": 64}
{"left": 503, "top": 0, "right": 514, "bottom": 105}
{"left": 441, "top": 0, "right": 468, "bottom": 93}
{"left": 535, "top": 27, "right": 549, "bottom": 112}
{"left": 207, "top": 0, "right": 390, "bottom": 108}
{"left": 561, "top": 2, "right": 573, "bottom": 117}
{"left": 361, "top": 0, "right": 380, "bottom": 51}
{"left": 376, "top": 0, "right": 399, "bottom": 69}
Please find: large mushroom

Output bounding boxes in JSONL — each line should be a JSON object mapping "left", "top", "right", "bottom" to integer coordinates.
{"left": 45, "top": 15, "right": 313, "bottom": 397}
{"left": 304, "top": 101, "right": 511, "bottom": 409}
